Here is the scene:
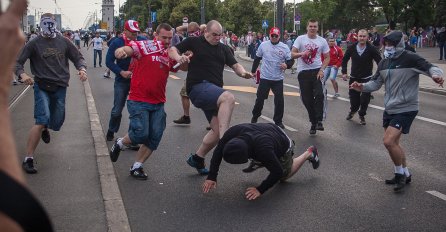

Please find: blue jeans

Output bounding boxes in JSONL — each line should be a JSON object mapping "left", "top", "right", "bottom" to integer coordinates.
{"left": 127, "top": 100, "right": 166, "bottom": 150}
{"left": 33, "top": 83, "right": 67, "bottom": 131}
{"left": 93, "top": 49, "right": 102, "bottom": 67}
{"left": 323, "top": 66, "right": 339, "bottom": 82}
{"left": 439, "top": 42, "right": 446, "bottom": 60}
{"left": 108, "top": 81, "right": 130, "bottom": 133}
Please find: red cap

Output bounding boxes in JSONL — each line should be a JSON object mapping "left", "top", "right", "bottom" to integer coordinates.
{"left": 124, "top": 20, "right": 140, "bottom": 32}
{"left": 269, "top": 27, "right": 280, "bottom": 36}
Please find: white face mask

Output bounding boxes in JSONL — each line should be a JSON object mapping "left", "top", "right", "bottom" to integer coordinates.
{"left": 40, "top": 17, "right": 57, "bottom": 38}
{"left": 383, "top": 46, "right": 396, "bottom": 58}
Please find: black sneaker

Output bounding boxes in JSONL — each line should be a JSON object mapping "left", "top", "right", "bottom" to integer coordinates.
{"left": 126, "top": 144, "right": 140, "bottom": 151}
{"left": 242, "top": 160, "right": 264, "bottom": 173}
{"left": 275, "top": 123, "right": 285, "bottom": 129}
{"left": 251, "top": 117, "right": 258, "bottom": 123}
{"left": 109, "top": 139, "right": 122, "bottom": 162}
{"left": 346, "top": 112, "right": 356, "bottom": 120}
{"left": 385, "top": 174, "right": 412, "bottom": 185}
{"left": 22, "top": 158, "right": 37, "bottom": 174}
{"left": 173, "top": 115, "right": 191, "bottom": 124}
{"left": 41, "top": 129, "right": 50, "bottom": 144}
{"left": 307, "top": 146, "right": 320, "bottom": 169}
{"left": 186, "top": 154, "right": 209, "bottom": 175}
{"left": 130, "top": 167, "right": 148, "bottom": 180}
{"left": 316, "top": 121, "right": 324, "bottom": 131}
{"left": 359, "top": 115, "right": 366, "bottom": 125}
{"left": 309, "top": 125, "right": 316, "bottom": 135}
{"left": 106, "top": 131, "right": 114, "bottom": 141}
{"left": 206, "top": 126, "right": 212, "bottom": 130}
{"left": 393, "top": 173, "right": 407, "bottom": 192}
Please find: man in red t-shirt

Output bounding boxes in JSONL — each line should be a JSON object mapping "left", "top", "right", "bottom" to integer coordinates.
{"left": 109, "top": 23, "right": 188, "bottom": 180}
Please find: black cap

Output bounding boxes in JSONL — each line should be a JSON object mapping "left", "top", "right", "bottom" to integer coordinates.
{"left": 383, "top": 31, "right": 403, "bottom": 46}
{"left": 222, "top": 138, "right": 249, "bottom": 164}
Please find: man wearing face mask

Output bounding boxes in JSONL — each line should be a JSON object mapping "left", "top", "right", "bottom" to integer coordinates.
{"left": 250, "top": 27, "right": 294, "bottom": 129}
{"left": 350, "top": 31, "right": 444, "bottom": 192}
{"left": 15, "top": 13, "right": 88, "bottom": 174}
{"left": 341, "top": 29, "right": 381, "bottom": 125}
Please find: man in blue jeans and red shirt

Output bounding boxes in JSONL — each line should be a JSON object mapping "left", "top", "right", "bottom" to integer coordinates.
{"left": 109, "top": 23, "right": 188, "bottom": 180}
{"left": 105, "top": 20, "right": 145, "bottom": 152}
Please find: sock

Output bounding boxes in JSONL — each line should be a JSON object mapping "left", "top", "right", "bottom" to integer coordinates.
{"left": 131, "top": 162, "right": 143, "bottom": 170}
{"left": 403, "top": 167, "right": 410, "bottom": 177}
{"left": 117, "top": 138, "right": 124, "bottom": 149}
{"left": 24, "top": 156, "right": 33, "bottom": 162}
{"left": 394, "top": 165, "right": 404, "bottom": 175}
{"left": 184, "top": 115, "right": 190, "bottom": 118}
{"left": 193, "top": 154, "right": 204, "bottom": 162}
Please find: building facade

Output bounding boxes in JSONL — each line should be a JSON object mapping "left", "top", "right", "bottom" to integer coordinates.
{"left": 102, "top": 0, "right": 115, "bottom": 32}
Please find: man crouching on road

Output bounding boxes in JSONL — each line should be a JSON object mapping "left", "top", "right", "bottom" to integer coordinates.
{"left": 202, "top": 123, "right": 320, "bottom": 200}
{"left": 109, "top": 23, "right": 188, "bottom": 180}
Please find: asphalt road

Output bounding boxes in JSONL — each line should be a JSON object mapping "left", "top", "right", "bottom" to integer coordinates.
{"left": 10, "top": 45, "right": 446, "bottom": 231}
{"left": 84, "top": 47, "right": 446, "bottom": 231}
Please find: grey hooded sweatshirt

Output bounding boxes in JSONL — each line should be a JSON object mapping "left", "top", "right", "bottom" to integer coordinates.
{"left": 362, "top": 31, "right": 444, "bottom": 114}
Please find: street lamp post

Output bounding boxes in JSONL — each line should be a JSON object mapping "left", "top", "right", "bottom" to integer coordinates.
{"left": 200, "top": 0, "right": 205, "bottom": 24}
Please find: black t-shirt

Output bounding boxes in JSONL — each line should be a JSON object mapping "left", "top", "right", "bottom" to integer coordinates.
{"left": 174, "top": 36, "right": 238, "bottom": 93}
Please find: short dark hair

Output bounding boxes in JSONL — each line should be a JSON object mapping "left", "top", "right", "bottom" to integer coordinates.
{"left": 307, "top": 19, "right": 318, "bottom": 26}
{"left": 156, "top": 23, "right": 172, "bottom": 34}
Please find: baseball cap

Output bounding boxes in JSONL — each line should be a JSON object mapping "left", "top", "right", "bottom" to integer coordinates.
{"left": 124, "top": 20, "right": 140, "bottom": 32}
{"left": 270, "top": 27, "right": 280, "bottom": 36}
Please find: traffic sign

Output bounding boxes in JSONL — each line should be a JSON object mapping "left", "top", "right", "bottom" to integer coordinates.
{"left": 262, "top": 20, "right": 268, "bottom": 29}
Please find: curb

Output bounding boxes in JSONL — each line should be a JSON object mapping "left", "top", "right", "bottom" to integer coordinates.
{"left": 236, "top": 52, "right": 446, "bottom": 96}
{"left": 83, "top": 80, "right": 131, "bottom": 232}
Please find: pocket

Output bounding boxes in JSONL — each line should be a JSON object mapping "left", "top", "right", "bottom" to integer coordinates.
{"left": 129, "top": 112, "right": 144, "bottom": 135}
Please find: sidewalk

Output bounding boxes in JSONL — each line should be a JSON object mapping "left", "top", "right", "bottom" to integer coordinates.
{"left": 235, "top": 47, "right": 446, "bottom": 96}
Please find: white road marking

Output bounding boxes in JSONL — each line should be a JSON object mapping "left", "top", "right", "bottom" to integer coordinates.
{"left": 224, "top": 69, "right": 446, "bottom": 127}
{"left": 426, "top": 191, "right": 446, "bottom": 201}
{"left": 260, "top": 115, "right": 298, "bottom": 132}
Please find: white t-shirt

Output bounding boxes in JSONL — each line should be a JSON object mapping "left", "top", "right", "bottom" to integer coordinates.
{"left": 92, "top": 37, "right": 103, "bottom": 50}
{"left": 256, "top": 41, "right": 291, "bottom": 81}
{"left": 292, "top": 34, "right": 329, "bottom": 72}
{"left": 74, "top": 32, "right": 80, "bottom": 40}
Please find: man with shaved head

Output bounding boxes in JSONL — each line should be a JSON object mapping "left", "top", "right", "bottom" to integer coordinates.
{"left": 169, "top": 20, "right": 253, "bottom": 175}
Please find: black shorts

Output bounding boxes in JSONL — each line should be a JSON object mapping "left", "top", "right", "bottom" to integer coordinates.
{"left": 383, "top": 110, "right": 418, "bottom": 134}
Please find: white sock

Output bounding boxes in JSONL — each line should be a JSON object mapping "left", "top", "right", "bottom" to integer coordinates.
{"left": 131, "top": 162, "right": 143, "bottom": 170}
{"left": 394, "top": 165, "right": 404, "bottom": 175}
{"left": 24, "top": 156, "right": 33, "bottom": 162}
{"left": 117, "top": 138, "right": 124, "bottom": 149}
{"left": 403, "top": 167, "right": 410, "bottom": 177}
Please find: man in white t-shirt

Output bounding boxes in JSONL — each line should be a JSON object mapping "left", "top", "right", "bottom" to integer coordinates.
{"left": 291, "top": 19, "right": 330, "bottom": 135}
{"left": 88, "top": 32, "right": 104, "bottom": 67}
{"left": 250, "top": 27, "right": 294, "bottom": 129}
{"left": 73, "top": 30, "right": 81, "bottom": 49}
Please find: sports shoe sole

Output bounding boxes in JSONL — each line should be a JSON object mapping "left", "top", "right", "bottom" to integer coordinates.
{"left": 109, "top": 140, "right": 121, "bottom": 162}
{"left": 308, "top": 146, "right": 320, "bottom": 169}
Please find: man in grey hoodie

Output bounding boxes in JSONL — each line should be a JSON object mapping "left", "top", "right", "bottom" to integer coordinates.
{"left": 350, "top": 31, "right": 444, "bottom": 192}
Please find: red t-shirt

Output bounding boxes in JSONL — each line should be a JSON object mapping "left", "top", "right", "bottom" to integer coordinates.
{"left": 128, "top": 39, "right": 178, "bottom": 104}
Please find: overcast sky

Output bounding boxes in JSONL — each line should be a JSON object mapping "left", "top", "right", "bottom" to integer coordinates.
{"left": 1, "top": 0, "right": 300, "bottom": 29}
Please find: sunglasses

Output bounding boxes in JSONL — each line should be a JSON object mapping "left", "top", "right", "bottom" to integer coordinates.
{"left": 271, "top": 34, "right": 279, "bottom": 38}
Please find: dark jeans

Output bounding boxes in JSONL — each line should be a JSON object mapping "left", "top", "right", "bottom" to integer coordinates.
{"left": 348, "top": 78, "right": 371, "bottom": 116}
{"left": 93, "top": 49, "right": 102, "bottom": 67}
{"left": 439, "top": 42, "right": 446, "bottom": 60}
{"left": 297, "top": 69, "right": 324, "bottom": 124}
{"left": 108, "top": 80, "right": 130, "bottom": 133}
{"left": 252, "top": 79, "right": 284, "bottom": 124}
{"left": 83, "top": 39, "right": 89, "bottom": 47}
